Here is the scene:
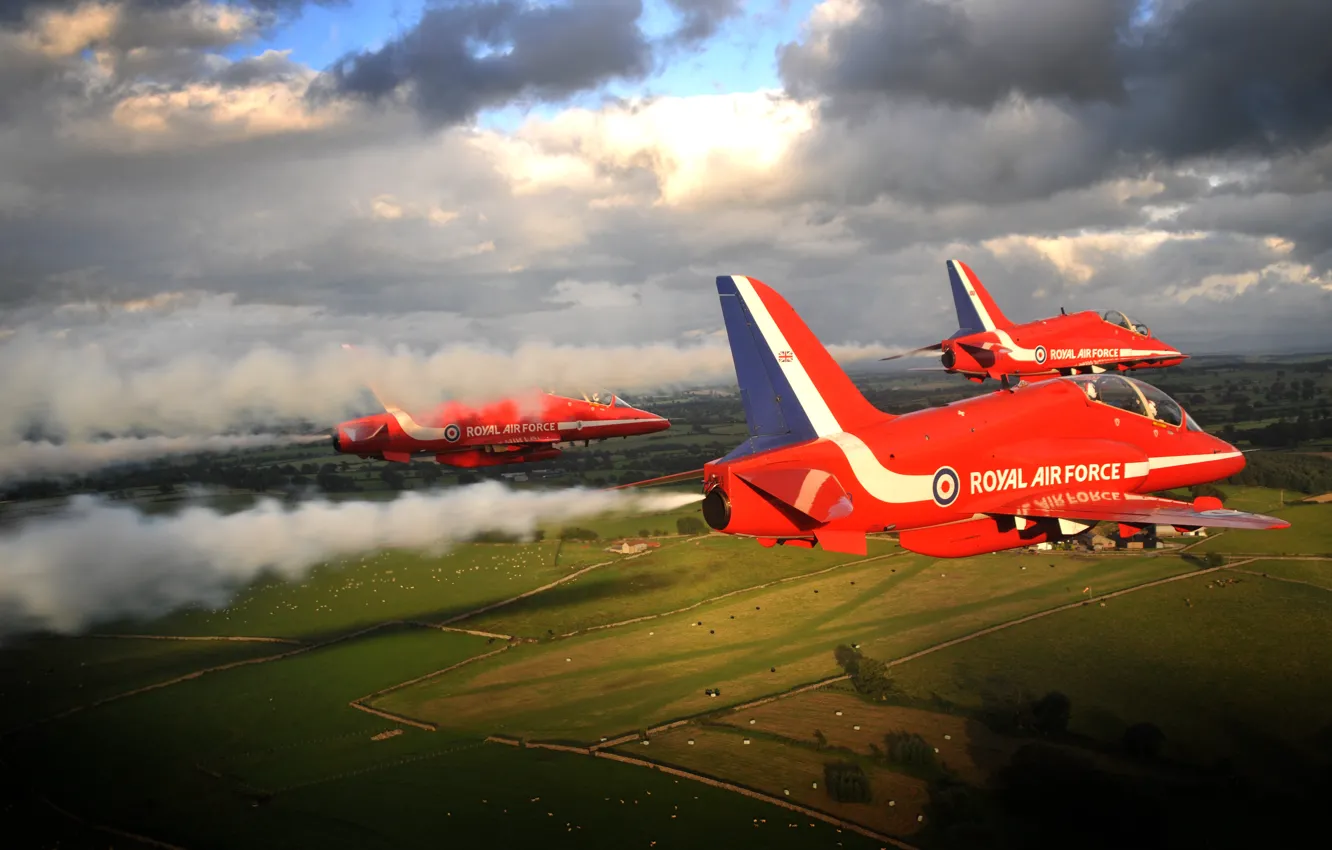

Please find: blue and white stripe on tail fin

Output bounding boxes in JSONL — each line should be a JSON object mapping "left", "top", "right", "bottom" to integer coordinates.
{"left": 947, "top": 260, "right": 1013, "bottom": 334}
{"left": 716, "top": 275, "right": 889, "bottom": 461}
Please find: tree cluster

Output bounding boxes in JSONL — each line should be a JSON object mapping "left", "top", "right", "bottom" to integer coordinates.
{"left": 1224, "top": 451, "right": 1332, "bottom": 493}
{"left": 823, "top": 761, "right": 871, "bottom": 804}
{"left": 834, "top": 644, "right": 897, "bottom": 701}
{"left": 883, "top": 731, "right": 937, "bottom": 771}
{"left": 558, "top": 527, "right": 599, "bottom": 540}
{"left": 983, "top": 689, "right": 1071, "bottom": 737}
{"left": 676, "top": 515, "right": 705, "bottom": 535}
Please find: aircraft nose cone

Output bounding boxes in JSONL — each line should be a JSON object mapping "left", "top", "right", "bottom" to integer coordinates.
{"left": 1211, "top": 435, "right": 1246, "bottom": 478}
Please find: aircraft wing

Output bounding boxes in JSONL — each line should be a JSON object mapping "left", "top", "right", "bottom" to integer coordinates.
{"left": 606, "top": 468, "right": 705, "bottom": 490}
{"left": 978, "top": 490, "right": 1288, "bottom": 530}
{"left": 879, "top": 342, "right": 943, "bottom": 362}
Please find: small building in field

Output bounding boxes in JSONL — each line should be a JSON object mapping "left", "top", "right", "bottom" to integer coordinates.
{"left": 1088, "top": 534, "right": 1116, "bottom": 551}
{"left": 607, "top": 539, "right": 661, "bottom": 555}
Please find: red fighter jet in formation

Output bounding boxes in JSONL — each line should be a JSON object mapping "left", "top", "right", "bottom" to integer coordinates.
{"left": 683, "top": 274, "right": 1285, "bottom": 558}
{"left": 882, "top": 260, "right": 1187, "bottom": 383}
{"left": 332, "top": 387, "right": 670, "bottom": 468}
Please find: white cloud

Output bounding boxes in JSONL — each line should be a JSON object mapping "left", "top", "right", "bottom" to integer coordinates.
{"left": 545, "top": 279, "right": 642, "bottom": 308}
{"left": 365, "top": 194, "right": 460, "bottom": 226}
{"left": 97, "top": 75, "right": 349, "bottom": 148}
{"left": 471, "top": 91, "right": 815, "bottom": 207}
{"left": 1166, "top": 260, "right": 1332, "bottom": 303}
{"left": 982, "top": 229, "right": 1209, "bottom": 283}
{"left": 21, "top": 1, "right": 122, "bottom": 58}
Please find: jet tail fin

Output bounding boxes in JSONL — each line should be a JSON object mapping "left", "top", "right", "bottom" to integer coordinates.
{"left": 341, "top": 343, "right": 397, "bottom": 412}
{"left": 947, "top": 260, "right": 1013, "bottom": 333}
{"left": 716, "top": 275, "right": 889, "bottom": 461}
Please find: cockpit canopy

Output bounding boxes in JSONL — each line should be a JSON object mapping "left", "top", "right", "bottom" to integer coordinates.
{"left": 1064, "top": 374, "right": 1202, "bottom": 431}
{"left": 581, "top": 390, "right": 636, "bottom": 409}
{"left": 1102, "top": 309, "right": 1151, "bottom": 337}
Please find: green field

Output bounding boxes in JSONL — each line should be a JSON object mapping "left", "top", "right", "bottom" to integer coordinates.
{"left": 1237, "top": 558, "right": 1332, "bottom": 590}
{"left": 886, "top": 571, "right": 1332, "bottom": 778}
{"left": 99, "top": 541, "right": 593, "bottom": 639}
{"left": 0, "top": 635, "right": 286, "bottom": 733}
{"left": 4, "top": 624, "right": 883, "bottom": 849}
{"left": 1194, "top": 502, "right": 1332, "bottom": 555}
{"left": 462, "top": 534, "right": 896, "bottom": 638}
{"left": 377, "top": 551, "right": 1188, "bottom": 741}
{"left": 3, "top": 484, "right": 1330, "bottom": 848}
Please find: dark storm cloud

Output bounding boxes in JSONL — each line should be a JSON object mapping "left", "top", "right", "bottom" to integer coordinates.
{"left": 318, "top": 0, "right": 653, "bottom": 127}
{"left": 781, "top": 0, "right": 1332, "bottom": 162}
{"left": 782, "top": 96, "right": 1130, "bottom": 207}
{"left": 664, "top": 0, "right": 744, "bottom": 43}
{"left": 1123, "top": 0, "right": 1332, "bottom": 159}
{"left": 1173, "top": 188, "right": 1332, "bottom": 258}
{"left": 780, "top": 0, "right": 1133, "bottom": 108}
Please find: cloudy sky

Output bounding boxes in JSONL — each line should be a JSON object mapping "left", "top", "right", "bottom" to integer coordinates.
{"left": 0, "top": 0, "right": 1329, "bottom": 448}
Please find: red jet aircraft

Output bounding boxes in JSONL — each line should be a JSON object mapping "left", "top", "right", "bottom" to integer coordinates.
{"left": 333, "top": 390, "right": 670, "bottom": 468}
{"left": 691, "top": 274, "right": 1285, "bottom": 558}
{"left": 882, "top": 260, "right": 1187, "bottom": 383}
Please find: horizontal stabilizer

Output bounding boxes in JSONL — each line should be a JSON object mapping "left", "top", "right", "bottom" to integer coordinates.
{"left": 737, "top": 466, "right": 854, "bottom": 524}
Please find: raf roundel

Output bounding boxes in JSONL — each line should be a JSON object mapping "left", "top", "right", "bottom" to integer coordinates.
{"left": 1034, "top": 344, "right": 1048, "bottom": 365}
{"left": 443, "top": 423, "right": 461, "bottom": 442}
{"left": 932, "top": 466, "right": 960, "bottom": 507}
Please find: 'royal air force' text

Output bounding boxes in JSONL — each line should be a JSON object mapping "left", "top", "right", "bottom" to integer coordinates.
{"left": 970, "top": 463, "right": 1125, "bottom": 495}
{"left": 466, "top": 423, "right": 559, "bottom": 437}
{"left": 1049, "top": 347, "right": 1120, "bottom": 361}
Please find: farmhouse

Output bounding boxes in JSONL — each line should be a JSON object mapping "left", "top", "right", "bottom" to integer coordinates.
{"left": 607, "top": 540, "right": 661, "bottom": 555}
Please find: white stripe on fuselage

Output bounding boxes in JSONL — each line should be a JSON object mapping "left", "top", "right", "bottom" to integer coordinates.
{"left": 730, "top": 275, "right": 935, "bottom": 504}
{"left": 557, "top": 419, "right": 653, "bottom": 431}
{"left": 1125, "top": 452, "right": 1242, "bottom": 479}
{"left": 388, "top": 410, "right": 651, "bottom": 443}
{"left": 990, "top": 330, "right": 1176, "bottom": 364}
{"left": 384, "top": 406, "right": 452, "bottom": 441}
{"left": 951, "top": 260, "right": 997, "bottom": 332}
{"left": 1147, "top": 451, "right": 1242, "bottom": 470}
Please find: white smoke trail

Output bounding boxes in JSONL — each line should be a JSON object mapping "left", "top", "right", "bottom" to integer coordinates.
{"left": 0, "top": 483, "right": 703, "bottom": 636}
{"left": 0, "top": 434, "right": 316, "bottom": 484}
{"left": 0, "top": 334, "right": 904, "bottom": 444}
